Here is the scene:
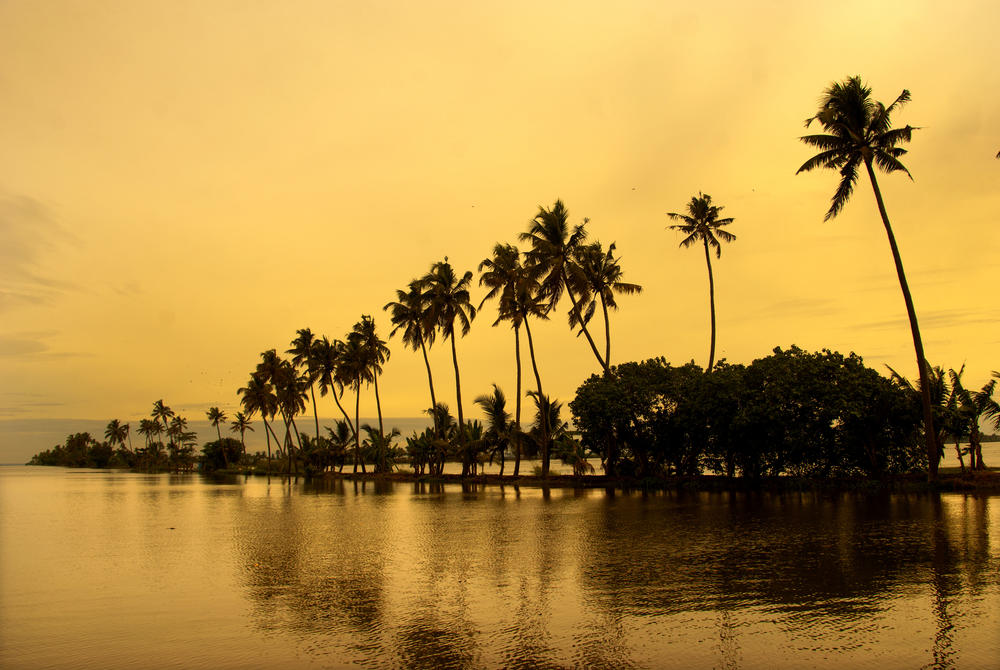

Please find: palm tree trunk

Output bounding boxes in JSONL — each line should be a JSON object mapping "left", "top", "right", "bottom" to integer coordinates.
{"left": 523, "top": 317, "right": 544, "bottom": 399}
{"left": 354, "top": 380, "right": 365, "bottom": 473}
{"left": 309, "top": 383, "right": 320, "bottom": 442}
{"left": 373, "top": 373, "right": 384, "bottom": 441}
{"left": 262, "top": 415, "right": 278, "bottom": 475}
{"left": 449, "top": 329, "right": 468, "bottom": 477}
{"left": 703, "top": 239, "right": 717, "bottom": 373}
{"left": 601, "top": 295, "right": 612, "bottom": 368}
{"left": 514, "top": 324, "right": 522, "bottom": 477}
{"left": 216, "top": 424, "right": 227, "bottom": 469}
{"left": 865, "top": 160, "right": 938, "bottom": 481}
{"left": 561, "top": 269, "right": 608, "bottom": 372}
{"left": 418, "top": 332, "right": 438, "bottom": 435}
{"left": 330, "top": 388, "right": 356, "bottom": 440}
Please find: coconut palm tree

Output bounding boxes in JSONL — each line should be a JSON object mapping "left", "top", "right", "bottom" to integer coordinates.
{"left": 475, "top": 384, "right": 512, "bottom": 476}
{"left": 520, "top": 200, "right": 607, "bottom": 372}
{"left": 206, "top": 406, "right": 228, "bottom": 468}
{"left": 340, "top": 330, "right": 373, "bottom": 473}
{"left": 313, "top": 336, "right": 357, "bottom": 437}
{"left": 423, "top": 258, "right": 477, "bottom": 476}
{"left": 353, "top": 315, "right": 390, "bottom": 442}
{"left": 384, "top": 279, "right": 438, "bottom": 433}
{"left": 272, "top": 359, "right": 307, "bottom": 474}
{"left": 572, "top": 241, "right": 643, "bottom": 367}
{"left": 952, "top": 373, "right": 997, "bottom": 471}
{"left": 525, "top": 390, "right": 568, "bottom": 477}
{"left": 229, "top": 411, "right": 253, "bottom": 461}
{"left": 287, "top": 328, "right": 321, "bottom": 442}
{"left": 151, "top": 399, "right": 174, "bottom": 445}
{"left": 104, "top": 419, "right": 129, "bottom": 455}
{"left": 667, "top": 194, "right": 735, "bottom": 373}
{"left": 797, "top": 75, "right": 938, "bottom": 480}
{"left": 478, "top": 243, "right": 549, "bottom": 476}
{"left": 238, "top": 372, "right": 281, "bottom": 474}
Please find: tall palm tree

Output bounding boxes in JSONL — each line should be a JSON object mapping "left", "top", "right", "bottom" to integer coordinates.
{"left": 238, "top": 372, "right": 281, "bottom": 473}
{"left": 796, "top": 75, "right": 938, "bottom": 479}
{"left": 667, "top": 194, "right": 735, "bottom": 373}
{"left": 423, "top": 258, "right": 477, "bottom": 476}
{"left": 384, "top": 279, "right": 439, "bottom": 433}
{"left": 229, "top": 411, "right": 253, "bottom": 461}
{"left": 151, "top": 399, "right": 174, "bottom": 445}
{"left": 521, "top": 200, "right": 607, "bottom": 372}
{"left": 572, "top": 241, "right": 643, "bottom": 367}
{"left": 340, "top": 330, "right": 372, "bottom": 473}
{"left": 272, "top": 359, "right": 307, "bottom": 474}
{"left": 478, "top": 243, "right": 549, "bottom": 476}
{"left": 206, "top": 406, "right": 228, "bottom": 468}
{"left": 353, "top": 315, "right": 390, "bottom": 442}
{"left": 287, "top": 328, "right": 321, "bottom": 442}
{"left": 104, "top": 419, "right": 129, "bottom": 454}
{"left": 313, "top": 336, "right": 357, "bottom": 437}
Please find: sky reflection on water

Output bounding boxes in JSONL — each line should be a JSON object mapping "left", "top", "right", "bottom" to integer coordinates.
{"left": 0, "top": 467, "right": 998, "bottom": 669}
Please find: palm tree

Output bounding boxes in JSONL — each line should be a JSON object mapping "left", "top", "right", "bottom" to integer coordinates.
{"left": 667, "top": 194, "right": 735, "bottom": 373}
{"left": 151, "top": 399, "right": 174, "bottom": 445}
{"left": 475, "top": 384, "right": 512, "bottom": 476}
{"left": 952, "top": 373, "right": 997, "bottom": 471}
{"left": 272, "top": 359, "right": 307, "bottom": 474}
{"left": 520, "top": 200, "right": 607, "bottom": 372}
{"left": 423, "top": 258, "right": 477, "bottom": 476}
{"left": 104, "top": 419, "right": 129, "bottom": 455}
{"left": 796, "top": 75, "right": 938, "bottom": 479}
{"left": 238, "top": 372, "right": 281, "bottom": 474}
{"left": 313, "top": 336, "right": 357, "bottom": 438}
{"left": 206, "top": 406, "right": 228, "bottom": 468}
{"left": 478, "top": 243, "right": 549, "bottom": 476}
{"left": 384, "top": 279, "right": 438, "bottom": 434}
{"left": 353, "top": 315, "right": 390, "bottom": 442}
{"left": 287, "top": 328, "right": 321, "bottom": 442}
{"left": 229, "top": 411, "right": 253, "bottom": 462}
{"left": 572, "top": 241, "right": 643, "bottom": 367}
{"left": 525, "top": 390, "right": 568, "bottom": 477}
{"left": 340, "top": 330, "right": 372, "bottom": 473}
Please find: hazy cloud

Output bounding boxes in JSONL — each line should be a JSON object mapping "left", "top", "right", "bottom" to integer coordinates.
{"left": 852, "top": 308, "right": 1000, "bottom": 332}
{"left": 0, "top": 331, "right": 92, "bottom": 360}
{"left": 0, "top": 192, "right": 75, "bottom": 311}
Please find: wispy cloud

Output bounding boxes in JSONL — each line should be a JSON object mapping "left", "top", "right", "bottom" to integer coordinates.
{"left": 851, "top": 308, "right": 1000, "bottom": 332}
{"left": 0, "top": 331, "right": 92, "bottom": 360}
{"left": 0, "top": 192, "right": 76, "bottom": 311}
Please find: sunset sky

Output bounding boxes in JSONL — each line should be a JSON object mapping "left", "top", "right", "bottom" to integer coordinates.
{"left": 2, "top": 0, "right": 998, "bottom": 457}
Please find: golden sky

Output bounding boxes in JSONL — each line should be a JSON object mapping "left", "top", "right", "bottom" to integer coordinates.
{"left": 1, "top": 0, "right": 998, "bottom": 434}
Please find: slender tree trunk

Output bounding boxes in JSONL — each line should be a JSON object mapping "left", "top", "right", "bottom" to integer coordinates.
{"left": 954, "top": 439, "right": 966, "bottom": 473}
{"left": 310, "top": 383, "right": 320, "bottom": 442}
{"left": 354, "top": 380, "right": 365, "bottom": 473}
{"left": 262, "top": 415, "right": 277, "bottom": 475}
{"left": 523, "top": 317, "right": 543, "bottom": 397}
{"left": 865, "top": 160, "right": 938, "bottom": 481}
{"left": 601, "top": 294, "right": 612, "bottom": 368}
{"left": 449, "top": 328, "right": 468, "bottom": 477}
{"left": 216, "top": 424, "right": 228, "bottom": 469}
{"left": 126, "top": 427, "right": 133, "bottom": 453}
{"left": 703, "top": 239, "right": 717, "bottom": 373}
{"left": 374, "top": 373, "right": 384, "bottom": 442}
{"left": 330, "top": 388, "right": 356, "bottom": 439}
{"left": 514, "top": 324, "right": 522, "bottom": 477}
{"left": 561, "top": 268, "right": 608, "bottom": 372}
{"left": 418, "top": 332, "right": 438, "bottom": 436}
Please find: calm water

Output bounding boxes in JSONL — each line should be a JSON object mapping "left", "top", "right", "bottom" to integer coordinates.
{"left": 1, "top": 466, "right": 997, "bottom": 669}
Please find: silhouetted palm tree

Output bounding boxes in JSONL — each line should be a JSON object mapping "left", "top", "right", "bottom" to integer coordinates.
{"left": 287, "top": 328, "right": 321, "bottom": 442}
{"left": 340, "top": 331, "right": 372, "bottom": 473}
{"left": 151, "top": 399, "right": 174, "bottom": 445}
{"left": 797, "top": 75, "right": 938, "bottom": 479}
{"left": 206, "top": 406, "right": 228, "bottom": 467}
{"left": 314, "top": 336, "right": 357, "bottom": 436}
{"left": 238, "top": 373, "right": 280, "bottom": 473}
{"left": 424, "top": 258, "right": 477, "bottom": 476}
{"left": 104, "top": 419, "right": 129, "bottom": 455}
{"left": 475, "top": 384, "right": 512, "bottom": 476}
{"left": 353, "top": 315, "right": 390, "bottom": 442}
{"left": 526, "top": 390, "right": 567, "bottom": 477}
{"left": 952, "top": 373, "right": 997, "bottom": 471}
{"left": 667, "top": 194, "right": 735, "bottom": 373}
{"left": 572, "top": 241, "right": 643, "bottom": 367}
{"left": 384, "top": 279, "right": 439, "bottom": 433}
{"left": 229, "top": 411, "right": 253, "bottom": 461}
{"left": 521, "top": 200, "right": 607, "bottom": 372}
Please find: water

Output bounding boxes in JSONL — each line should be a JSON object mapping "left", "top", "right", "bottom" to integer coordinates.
{"left": 1, "top": 466, "right": 997, "bottom": 669}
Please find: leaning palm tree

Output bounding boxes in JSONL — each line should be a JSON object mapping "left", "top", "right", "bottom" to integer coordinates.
{"left": 238, "top": 373, "right": 281, "bottom": 474}
{"left": 229, "top": 411, "right": 253, "bottom": 461}
{"left": 796, "top": 75, "right": 938, "bottom": 479}
{"left": 571, "top": 241, "right": 643, "bottom": 367}
{"left": 353, "top": 315, "right": 390, "bottom": 442}
{"left": 384, "top": 279, "right": 438, "bottom": 434}
{"left": 521, "top": 200, "right": 608, "bottom": 372}
{"left": 313, "top": 336, "right": 357, "bottom": 437}
{"left": 287, "top": 328, "right": 321, "bottom": 442}
{"left": 667, "top": 194, "right": 735, "bottom": 373}
{"left": 423, "top": 258, "right": 477, "bottom": 476}
{"left": 206, "top": 406, "right": 228, "bottom": 468}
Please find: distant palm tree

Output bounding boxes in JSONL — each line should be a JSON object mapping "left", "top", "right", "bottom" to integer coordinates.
{"left": 796, "top": 75, "right": 938, "bottom": 479}
{"left": 525, "top": 390, "right": 567, "bottom": 477}
{"left": 206, "top": 406, "right": 228, "bottom": 468}
{"left": 238, "top": 373, "right": 281, "bottom": 473}
{"left": 353, "top": 315, "right": 390, "bottom": 442}
{"left": 384, "top": 279, "right": 439, "bottom": 433}
{"left": 952, "top": 373, "right": 997, "bottom": 471}
{"left": 572, "top": 241, "right": 643, "bottom": 367}
{"left": 104, "top": 419, "right": 129, "bottom": 454}
{"left": 423, "top": 258, "right": 477, "bottom": 476}
{"left": 287, "top": 328, "right": 321, "bottom": 442}
{"left": 667, "top": 193, "right": 735, "bottom": 373}
{"left": 475, "top": 384, "right": 512, "bottom": 476}
{"left": 478, "top": 243, "right": 548, "bottom": 476}
{"left": 521, "top": 200, "right": 607, "bottom": 372}
{"left": 151, "top": 399, "right": 175, "bottom": 445}
{"left": 229, "top": 411, "right": 253, "bottom": 461}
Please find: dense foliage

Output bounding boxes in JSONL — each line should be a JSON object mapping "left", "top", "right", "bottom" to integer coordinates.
{"left": 570, "top": 347, "right": 924, "bottom": 479}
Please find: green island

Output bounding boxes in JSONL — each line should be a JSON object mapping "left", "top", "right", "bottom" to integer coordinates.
{"left": 27, "top": 77, "right": 1000, "bottom": 492}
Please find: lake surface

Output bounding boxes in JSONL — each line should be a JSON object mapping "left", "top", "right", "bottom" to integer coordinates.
{"left": 1, "top": 466, "right": 997, "bottom": 669}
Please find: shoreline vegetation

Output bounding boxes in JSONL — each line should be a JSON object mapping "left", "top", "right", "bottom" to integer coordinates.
{"left": 24, "top": 77, "right": 1000, "bottom": 490}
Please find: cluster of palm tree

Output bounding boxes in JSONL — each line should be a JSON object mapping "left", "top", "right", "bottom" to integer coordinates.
{"left": 103, "top": 400, "right": 199, "bottom": 470}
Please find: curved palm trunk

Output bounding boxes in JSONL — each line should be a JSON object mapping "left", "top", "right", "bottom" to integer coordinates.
{"left": 330, "top": 388, "right": 356, "bottom": 439}
{"left": 418, "top": 333, "right": 438, "bottom": 436}
{"left": 262, "top": 415, "right": 280, "bottom": 475}
{"left": 513, "top": 324, "right": 522, "bottom": 477}
{"left": 215, "top": 424, "right": 228, "bottom": 469}
{"left": 561, "top": 269, "right": 608, "bottom": 373}
{"left": 703, "top": 239, "right": 717, "bottom": 373}
{"left": 309, "top": 383, "right": 320, "bottom": 442}
{"left": 354, "top": 379, "right": 366, "bottom": 473}
{"left": 601, "top": 295, "right": 612, "bottom": 368}
{"left": 865, "top": 160, "right": 938, "bottom": 481}
{"left": 449, "top": 330, "right": 468, "bottom": 477}
{"left": 373, "top": 373, "right": 384, "bottom": 441}
{"left": 523, "top": 316, "right": 551, "bottom": 476}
